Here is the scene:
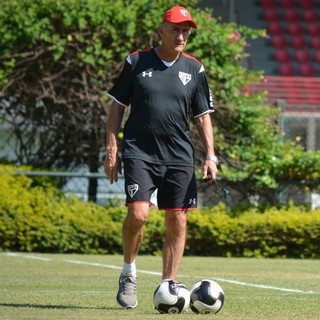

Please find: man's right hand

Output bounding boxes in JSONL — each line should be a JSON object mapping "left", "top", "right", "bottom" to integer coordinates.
{"left": 104, "top": 151, "right": 122, "bottom": 184}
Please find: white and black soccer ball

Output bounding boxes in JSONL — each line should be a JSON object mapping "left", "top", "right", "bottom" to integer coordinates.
{"left": 189, "top": 279, "right": 224, "bottom": 314}
{"left": 153, "top": 280, "right": 190, "bottom": 314}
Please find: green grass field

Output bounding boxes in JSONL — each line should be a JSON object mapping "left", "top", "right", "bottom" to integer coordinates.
{"left": 0, "top": 253, "right": 319, "bottom": 320}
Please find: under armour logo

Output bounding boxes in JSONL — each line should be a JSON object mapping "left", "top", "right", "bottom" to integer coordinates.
{"left": 209, "top": 89, "right": 214, "bottom": 108}
{"left": 127, "top": 184, "right": 139, "bottom": 198}
{"left": 189, "top": 198, "right": 196, "bottom": 205}
{"left": 142, "top": 71, "right": 152, "bottom": 77}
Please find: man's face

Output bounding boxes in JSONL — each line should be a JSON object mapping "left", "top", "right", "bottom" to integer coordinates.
{"left": 159, "top": 22, "right": 192, "bottom": 54}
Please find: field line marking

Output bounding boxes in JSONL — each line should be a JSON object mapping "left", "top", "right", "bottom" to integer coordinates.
{"left": 65, "top": 259, "right": 319, "bottom": 295}
{"left": 212, "top": 277, "right": 319, "bottom": 295}
{"left": 3, "top": 253, "right": 319, "bottom": 295}
{"left": 3, "top": 252, "right": 51, "bottom": 261}
{"left": 67, "top": 259, "right": 123, "bottom": 270}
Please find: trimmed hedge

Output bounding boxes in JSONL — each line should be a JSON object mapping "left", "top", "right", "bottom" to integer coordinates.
{"left": 0, "top": 166, "right": 319, "bottom": 258}
{"left": 0, "top": 166, "right": 124, "bottom": 254}
{"left": 186, "top": 204, "right": 320, "bottom": 258}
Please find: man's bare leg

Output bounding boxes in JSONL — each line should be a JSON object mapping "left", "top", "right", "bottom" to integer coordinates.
{"left": 117, "top": 202, "right": 149, "bottom": 308}
{"left": 162, "top": 210, "right": 187, "bottom": 280}
{"left": 123, "top": 203, "right": 149, "bottom": 264}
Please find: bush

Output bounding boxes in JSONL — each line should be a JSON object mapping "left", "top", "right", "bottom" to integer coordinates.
{"left": 0, "top": 165, "right": 125, "bottom": 253}
{"left": 0, "top": 166, "right": 319, "bottom": 258}
{"left": 186, "top": 204, "right": 320, "bottom": 258}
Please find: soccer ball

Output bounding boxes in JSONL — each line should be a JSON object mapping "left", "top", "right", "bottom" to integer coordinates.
{"left": 189, "top": 279, "right": 224, "bottom": 314}
{"left": 153, "top": 280, "right": 190, "bottom": 314}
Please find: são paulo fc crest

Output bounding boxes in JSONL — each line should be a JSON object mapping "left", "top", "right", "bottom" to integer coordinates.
{"left": 180, "top": 9, "right": 188, "bottom": 17}
{"left": 127, "top": 184, "right": 139, "bottom": 198}
{"left": 179, "top": 71, "right": 192, "bottom": 86}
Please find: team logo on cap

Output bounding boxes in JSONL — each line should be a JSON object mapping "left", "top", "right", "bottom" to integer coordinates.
{"left": 179, "top": 71, "right": 191, "bottom": 86}
{"left": 180, "top": 9, "right": 188, "bottom": 17}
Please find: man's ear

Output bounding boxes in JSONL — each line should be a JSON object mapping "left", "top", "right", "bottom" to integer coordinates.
{"left": 158, "top": 26, "right": 164, "bottom": 39}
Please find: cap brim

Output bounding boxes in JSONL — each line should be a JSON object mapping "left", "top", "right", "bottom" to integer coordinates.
{"left": 170, "top": 19, "right": 197, "bottom": 28}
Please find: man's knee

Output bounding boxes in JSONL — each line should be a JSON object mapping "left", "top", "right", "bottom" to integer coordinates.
{"left": 165, "top": 210, "right": 187, "bottom": 230}
{"left": 127, "top": 203, "right": 149, "bottom": 225}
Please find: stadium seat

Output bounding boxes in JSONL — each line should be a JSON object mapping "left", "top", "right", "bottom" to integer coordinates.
{"left": 260, "top": 0, "right": 276, "bottom": 7}
{"left": 298, "top": 63, "right": 314, "bottom": 76}
{"left": 290, "top": 35, "right": 307, "bottom": 49}
{"left": 294, "top": 49, "right": 311, "bottom": 62}
{"left": 313, "top": 50, "right": 320, "bottom": 63}
{"left": 275, "top": 49, "right": 291, "bottom": 62}
{"left": 280, "top": 0, "right": 295, "bottom": 8}
{"left": 267, "top": 21, "right": 283, "bottom": 35}
{"left": 283, "top": 9, "right": 299, "bottom": 21}
{"left": 271, "top": 35, "right": 287, "bottom": 48}
{"left": 287, "top": 22, "right": 303, "bottom": 35}
{"left": 263, "top": 8, "right": 279, "bottom": 21}
{"left": 311, "top": 37, "right": 320, "bottom": 49}
{"left": 299, "top": 0, "right": 315, "bottom": 8}
{"left": 278, "top": 62, "right": 294, "bottom": 76}
{"left": 302, "top": 9, "right": 318, "bottom": 22}
{"left": 306, "top": 22, "right": 320, "bottom": 36}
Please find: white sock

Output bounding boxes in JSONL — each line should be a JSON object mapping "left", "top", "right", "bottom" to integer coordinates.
{"left": 161, "top": 279, "right": 173, "bottom": 283}
{"left": 121, "top": 261, "right": 137, "bottom": 278}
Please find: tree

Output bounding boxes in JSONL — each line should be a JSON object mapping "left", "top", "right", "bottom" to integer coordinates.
{"left": 0, "top": 0, "right": 155, "bottom": 200}
{"left": 0, "top": 0, "right": 319, "bottom": 205}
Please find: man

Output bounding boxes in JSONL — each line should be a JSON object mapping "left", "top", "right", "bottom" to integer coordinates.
{"left": 104, "top": 6, "right": 218, "bottom": 309}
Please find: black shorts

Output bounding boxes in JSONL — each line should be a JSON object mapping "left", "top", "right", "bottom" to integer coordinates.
{"left": 123, "top": 158, "right": 197, "bottom": 210}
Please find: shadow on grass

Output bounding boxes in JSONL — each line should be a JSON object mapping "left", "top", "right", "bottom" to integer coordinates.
{"left": 0, "top": 303, "right": 119, "bottom": 310}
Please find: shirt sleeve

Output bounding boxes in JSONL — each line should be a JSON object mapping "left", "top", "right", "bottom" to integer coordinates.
{"left": 107, "top": 57, "right": 133, "bottom": 107}
{"left": 191, "top": 66, "right": 215, "bottom": 118}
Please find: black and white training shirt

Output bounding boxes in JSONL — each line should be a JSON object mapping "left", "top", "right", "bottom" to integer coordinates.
{"left": 108, "top": 48, "right": 214, "bottom": 167}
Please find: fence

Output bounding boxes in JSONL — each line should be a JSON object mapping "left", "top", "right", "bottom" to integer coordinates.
{"left": 5, "top": 170, "right": 320, "bottom": 210}
{"left": 10, "top": 170, "right": 125, "bottom": 206}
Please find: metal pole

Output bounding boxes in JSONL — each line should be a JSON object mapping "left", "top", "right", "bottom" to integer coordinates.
{"left": 228, "top": 0, "right": 236, "bottom": 23}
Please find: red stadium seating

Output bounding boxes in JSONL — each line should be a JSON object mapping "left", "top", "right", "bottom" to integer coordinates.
{"left": 287, "top": 22, "right": 303, "bottom": 35}
{"left": 275, "top": 49, "right": 291, "bottom": 62}
{"left": 298, "top": 63, "right": 314, "bottom": 77}
{"left": 260, "top": 0, "right": 276, "bottom": 7}
{"left": 280, "top": 0, "right": 295, "bottom": 8}
{"left": 279, "top": 62, "right": 295, "bottom": 76}
{"left": 310, "top": 37, "right": 320, "bottom": 49}
{"left": 267, "top": 21, "right": 283, "bottom": 35}
{"left": 264, "top": 8, "right": 279, "bottom": 21}
{"left": 294, "top": 49, "right": 311, "bottom": 62}
{"left": 291, "top": 35, "right": 307, "bottom": 49}
{"left": 302, "top": 9, "right": 318, "bottom": 22}
{"left": 299, "top": 0, "right": 315, "bottom": 8}
{"left": 271, "top": 35, "right": 287, "bottom": 48}
{"left": 313, "top": 50, "right": 320, "bottom": 63}
{"left": 306, "top": 22, "right": 320, "bottom": 36}
{"left": 283, "top": 9, "right": 299, "bottom": 21}
{"left": 261, "top": 0, "right": 319, "bottom": 78}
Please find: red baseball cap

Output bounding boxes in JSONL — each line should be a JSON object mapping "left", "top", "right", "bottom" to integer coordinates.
{"left": 162, "top": 6, "right": 197, "bottom": 29}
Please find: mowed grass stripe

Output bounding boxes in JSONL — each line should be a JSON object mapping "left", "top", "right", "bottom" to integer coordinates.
{"left": 3, "top": 252, "right": 319, "bottom": 295}
{"left": 1, "top": 253, "right": 319, "bottom": 320}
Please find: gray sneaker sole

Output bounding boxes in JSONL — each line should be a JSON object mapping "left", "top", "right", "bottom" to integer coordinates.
{"left": 116, "top": 293, "right": 138, "bottom": 309}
